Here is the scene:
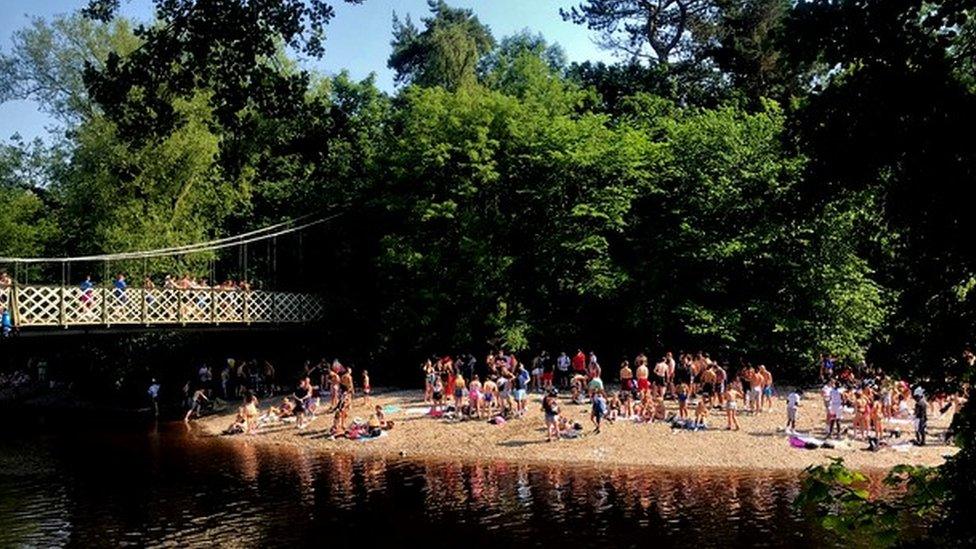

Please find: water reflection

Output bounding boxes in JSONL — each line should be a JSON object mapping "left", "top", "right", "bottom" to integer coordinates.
{"left": 0, "top": 422, "right": 825, "bottom": 547}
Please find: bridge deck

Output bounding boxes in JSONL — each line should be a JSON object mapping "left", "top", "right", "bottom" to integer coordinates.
{"left": 0, "top": 285, "right": 323, "bottom": 328}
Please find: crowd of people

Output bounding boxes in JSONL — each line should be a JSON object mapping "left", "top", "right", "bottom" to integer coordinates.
{"left": 79, "top": 273, "right": 255, "bottom": 295}
{"left": 182, "top": 357, "right": 385, "bottom": 440}
{"left": 176, "top": 346, "right": 968, "bottom": 457}
{"left": 417, "top": 350, "right": 781, "bottom": 439}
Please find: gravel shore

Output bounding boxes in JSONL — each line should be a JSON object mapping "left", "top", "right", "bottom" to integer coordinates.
{"left": 196, "top": 388, "right": 957, "bottom": 471}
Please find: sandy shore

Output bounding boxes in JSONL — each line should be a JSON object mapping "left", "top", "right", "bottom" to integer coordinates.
{"left": 195, "top": 388, "right": 958, "bottom": 471}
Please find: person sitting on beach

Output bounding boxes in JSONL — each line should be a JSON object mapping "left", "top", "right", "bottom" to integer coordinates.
{"left": 653, "top": 396, "right": 667, "bottom": 423}
{"left": 373, "top": 405, "right": 394, "bottom": 430}
{"left": 635, "top": 391, "right": 653, "bottom": 422}
{"left": 279, "top": 397, "right": 295, "bottom": 418}
{"left": 225, "top": 407, "right": 248, "bottom": 434}
{"left": 694, "top": 398, "right": 708, "bottom": 428}
{"left": 620, "top": 389, "right": 634, "bottom": 418}
{"left": 607, "top": 393, "right": 621, "bottom": 422}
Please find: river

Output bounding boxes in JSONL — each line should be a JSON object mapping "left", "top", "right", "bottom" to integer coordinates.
{"left": 0, "top": 418, "right": 828, "bottom": 547}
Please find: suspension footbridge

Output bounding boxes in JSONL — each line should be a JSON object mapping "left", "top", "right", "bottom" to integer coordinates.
{"left": 0, "top": 216, "right": 332, "bottom": 331}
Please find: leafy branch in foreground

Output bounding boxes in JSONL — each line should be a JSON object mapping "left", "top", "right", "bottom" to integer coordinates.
{"left": 794, "top": 458, "right": 944, "bottom": 547}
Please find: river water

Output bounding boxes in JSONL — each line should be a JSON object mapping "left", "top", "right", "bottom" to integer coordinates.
{"left": 0, "top": 419, "right": 828, "bottom": 547}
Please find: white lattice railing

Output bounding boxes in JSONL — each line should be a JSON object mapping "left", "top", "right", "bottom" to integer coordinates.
{"left": 3, "top": 285, "right": 323, "bottom": 328}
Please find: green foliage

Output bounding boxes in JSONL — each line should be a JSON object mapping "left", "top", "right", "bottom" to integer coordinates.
{"left": 51, "top": 92, "right": 244, "bottom": 275}
{"left": 0, "top": 14, "right": 140, "bottom": 124}
{"left": 390, "top": 0, "right": 495, "bottom": 90}
{"left": 795, "top": 458, "right": 944, "bottom": 547}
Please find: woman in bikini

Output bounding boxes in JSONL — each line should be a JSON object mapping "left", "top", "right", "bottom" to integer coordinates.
{"left": 469, "top": 376, "right": 483, "bottom": 418}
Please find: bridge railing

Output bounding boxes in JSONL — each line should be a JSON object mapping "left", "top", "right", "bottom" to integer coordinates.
{"left": 0, "top": 285, "right": 323, "bottom": 328}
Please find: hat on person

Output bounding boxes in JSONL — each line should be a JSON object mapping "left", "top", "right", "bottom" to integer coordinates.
{"left": 913, "top": 387, "right": 925, "bottom": 398}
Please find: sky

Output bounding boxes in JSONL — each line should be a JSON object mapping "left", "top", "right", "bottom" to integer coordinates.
{"left": 0, "top": 0, "right": 617, "bottom": 143}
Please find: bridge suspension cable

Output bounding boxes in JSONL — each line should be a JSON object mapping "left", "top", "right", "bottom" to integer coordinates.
{"left": 0, "top": 212, "right": 341, "bottom": 264}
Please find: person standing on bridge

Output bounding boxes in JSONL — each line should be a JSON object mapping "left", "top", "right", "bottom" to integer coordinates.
{"left": 114, "top": 274, "right": 128, "bottom": 303}
{"left": 80, "top": 275, "right": 94, "bottom": 311}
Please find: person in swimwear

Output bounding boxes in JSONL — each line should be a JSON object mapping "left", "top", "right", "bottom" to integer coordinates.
{"left": 759, "top": 365, "right": 774, "bottom": 412}
{"left": 853, "top": 390, "right": 869, "bottom": 440}
{"left": 653, "top": 358, "right": 668, "bottom": 398}
{"left": 635, "top": 359, "right": 650, "bottom": 398}
{"left": 361, "top": 370, "right": 371, "bottom": 407}
{"left": 453, "top": 373, "right": 466, "bottom": 413}
{"left": 542, "top": 389, "right": 561, "bottom": 442}
{"left": 483, "top": 378, "right": 498, "bottom": 415}
{"left": 619, "top": 360, "right": 634, "bottom": 393}
{"left": 694, "top": 398, "right": 708, "bottom": 428}
{"left": 724, "top": 384, "right": 740, "bottom": 430}
{"left": 677, "top": 383, "right": 690, "bottom": 419}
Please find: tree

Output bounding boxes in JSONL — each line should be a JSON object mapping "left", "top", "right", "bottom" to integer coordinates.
{"left": 785, "top": 0, "right": 976, "bottom": 378}
{"left": 560, "top": 0, "right": 715, "bottom": 65}
{"left": 81, "top": 0, "right": 363, "bottom": 144}
{"left": 0, "top": 140, "right": 58, "bottom": 257}
{"left": 0, "top": 15, "right": 140, "bottom": 126}
{"left": 699, "top": 0, "right": 799, "bottom": 103}
{"left": 389, "top": 0, "right": 495, "bottom": 90}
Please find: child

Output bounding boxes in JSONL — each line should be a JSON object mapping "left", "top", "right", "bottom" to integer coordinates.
{"left": 607, "top": 393, "right": 621, "bottom": 422}
{"left": 786, "top": 390, "right": 801, "bottom": 433}
{"left": 621, "top": 390, "right": 633, "bottom": 419}
{"left": 677, "top": 383, "right": 689, "bottom": 419}
{"left": 694, "top": 399, "right": 708, "bottom": 428}
{"left": 591, "top": 390, "right": 608, "bottom": 433}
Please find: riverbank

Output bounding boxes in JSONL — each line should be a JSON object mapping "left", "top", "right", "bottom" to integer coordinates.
{"left": 195, "top": 388, "right": 958, "bottom": 471}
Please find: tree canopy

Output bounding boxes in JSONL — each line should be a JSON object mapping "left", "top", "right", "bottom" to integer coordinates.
{"left": 1, "top": 0, "right": 975, "bottom": 383}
